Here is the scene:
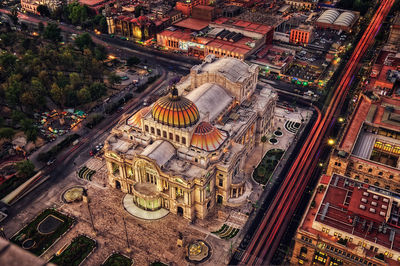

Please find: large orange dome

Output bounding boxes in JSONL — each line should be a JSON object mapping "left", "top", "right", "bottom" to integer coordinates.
{"left": 152, "top": 89, "right": 199, "bottom": 128}
{"left": 191, "top": 122, "right": 227, "bottom": 151}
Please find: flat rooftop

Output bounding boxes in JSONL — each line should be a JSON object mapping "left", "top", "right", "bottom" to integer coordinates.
{"left": 302, "top": 174, "right": 400, "bottom": 254}
{"left": 340, "top": 94, "right": 400, "bottom": 153}
{"left": 173, "top": 18, "right": 210, "bottom": 31}
{"left": 213, "top": 17, "right": 273, "bottom": 35}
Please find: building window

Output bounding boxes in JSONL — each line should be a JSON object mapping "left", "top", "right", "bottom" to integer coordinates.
{"left": 219, "top": 178, "right": 223, "bottom": 186}
{"left": 368, "top": 168, "right": 372, "bottom": 173}
{"left": 175, "top": 135, "right": 180, "bottom": 142}
{"left": 182, "top": 137, "right": 186, "bottom": 144}
{"left": 157, "top": 129, "right": 161, "bottom": 136}
{"left": 163, "top": 131, "right": 167, "bottom": 138}
{"left": 389, "top": 175, "right": 394, "bottom": 179}
{"left": 145, "top": 125, "right": 149, "bottom": 132}
{"left": 151, "top": 127, "right": 155, "bottom": 134}
{"left": 169, "top": 133, "right": 173, "bottom": 140}
{"left": 358, "top": 165, "right": 363, "bottom": 169}
{"left": 378, "top": 172, "right": 383, "bottom": 176}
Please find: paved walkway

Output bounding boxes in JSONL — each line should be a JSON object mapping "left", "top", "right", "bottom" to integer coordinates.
{"left": 123, "top": 194, "right": 169, "bottom": 220}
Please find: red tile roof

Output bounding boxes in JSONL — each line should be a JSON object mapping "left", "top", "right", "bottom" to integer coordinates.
{"left": 339, "top": 95, "right": 372, "bottom": 153}
{"left": 174, "top": 18, "right": 209, "bottom": 31}
{"left": 309, "top": 174, "right": 400, "bottom": 253}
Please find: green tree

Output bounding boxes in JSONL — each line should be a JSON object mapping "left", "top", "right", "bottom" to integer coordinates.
{"left": 16, "top": 160, "right": 35, "bottom": 178}
{"left": 89, "top": 82, "right": 106, "bottom": 99}
{"left": 134, "top": 5, "right": 143, "bottom": 18}
{"left": 10, "top": 7, "right": 19, "bottom": 25}
{"left": 50, "top": 82, "right": 66, "bottom": 106}
{"left": 94, "top": 45, "right": 107, "bottom": 61}
{"left": 0, "top": 127, "right": 15, "bottom": 140}
{"left": 127, "top": 56, "right": 141, "bottom": 66}
{"left": 261, "top": 135, "right": 267, "bottom": 155}
{"left": 38, "top": 22, "right": 44, "bottom": 33}
{"left": 74, "top": 33, "right": 94, "bottom": 50}
{"left": 77, "top": 86, "right": 91, "bottom": 104}
{"left": 37, "top": 5, "right": 50, "bottom": 17}
{"left": 20, "top": 118, "right": 38, "bottom": 142}
{"left": 43, "top": 23, "right": 62, "bottom": 42}
{"left": 108, "top": 72, "right": 122, "bottom": 87}
{"left": 257, "top": 167, "right": 266, "bottom": 177}
{"left": 4, "top": 76, "right": 24, "bottom": 107}
{"left": 69, "top": 72, "right": 81, "bottom": 90}
{"left": 68, "top": 3, "right": 88, "bottom": 25}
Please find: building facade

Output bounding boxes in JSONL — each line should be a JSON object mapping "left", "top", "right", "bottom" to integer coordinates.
{"left": 326, "top": 93, "right": 400, "bottom": 194}
{"left": 103, "top": 55, "right": 277, "bottom": 221}
{"left": 284, "top": 0, "right": 317, "bottom": 10}
{"left": 291, "top": 174, "right": 400, "bottom": 265}
{"left": 290, "top": 24, "right": 314, "bottom": 44}
{"left": 21, "top": 0, "right": 63, "bottom": 14}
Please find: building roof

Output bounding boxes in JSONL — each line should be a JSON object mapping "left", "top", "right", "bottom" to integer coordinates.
{"left": 334, "top": 11, "right": 356, "bottom": 27}
{"left": 193, "top": 56, "right": 256, "bottom": 83}
{"left": 317, "top": 9, "right": 340, "bottom": 24}
{"left": 173, "top": 18, "right": 209, "bottom": 31}
{"left": 212, "top": 18, "right": 273, "bottom": 35}
{"left": 310, "top": 174, "right": 400, "bottom": 253}
{"left": 152, "top": 89, "right": 200, "bottom": 128}
{"left": 128, "top": 106, "right": 151, "bottom": 128}
{"left": 191, "top": 122, "right": 228, "bottom": 151}
{"left": 141, "top": 140, "right": 175, "bottom": 167}
{"left": 186, "top": 83, "right": 234, "bottom": 121}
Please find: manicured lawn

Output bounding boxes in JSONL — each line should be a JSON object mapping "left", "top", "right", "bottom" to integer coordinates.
{"left": 253, "top": 149, "right": 284, "bottom": 184}
{"left": 10, "top": 209, "right": 74, "bottom": 256}
{"left": 50, "top": 235, "right": 96, "bottom": 266}
{"left": 102, "top": 253, "right": 132, "bottom": 266}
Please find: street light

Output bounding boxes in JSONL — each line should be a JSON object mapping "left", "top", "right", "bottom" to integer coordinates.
{"left": 328, "top": 139, "right": 335, "bottom": 146}
{"left": 338, "top": 117, "right": 344, "bottom": 123}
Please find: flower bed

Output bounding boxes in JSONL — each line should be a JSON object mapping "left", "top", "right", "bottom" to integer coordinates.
{"left": 212, "top": 224, "right": 240, "bottom": 240}
{"left": 102, "top": 253, "right": 132, "bottom": 266}
{"left": 50, "top": 235, "right": 96, "bottom": 266}
{"left": 253, "top": 149, "right": 284, "bottom": 184}
{"left": 11, "top": 209, "right": 74, "bottom": 256}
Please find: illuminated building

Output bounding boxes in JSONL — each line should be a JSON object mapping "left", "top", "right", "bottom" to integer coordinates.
{"left": 327, "top": 92, "right": 400, "bottom": 194}
{"left": 157, "top": 18, "right": 273, "bottom": 59}
{"left": 291, "top": 174, "right": 400, "bottom": 265}
{"left": 103, "top": 55, "right": 277, "bottom": 220}
{"left": 284, "top": 0, "right": 317, "bottom": 10}
{"left": 315, "top": 9, "right": 359, "bottom": 32}
{"left": 290, "top": 24, "right": 314, "bottom": 45}
{"left": 20, "top": 0, "right": 63, "bottom": 14}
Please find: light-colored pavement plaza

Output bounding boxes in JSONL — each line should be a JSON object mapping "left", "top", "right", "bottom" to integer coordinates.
{"left": 3, "top": 105, "right": 313, "bottom": 265}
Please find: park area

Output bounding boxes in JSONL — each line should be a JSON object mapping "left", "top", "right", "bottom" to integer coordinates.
{"left": 102, "top": 253, "right": 133, "bottom": 266}
{"left": 50, "top": 235, "right": 96, "bottom": 266}
{"left": 253, "top": 149, "right": 284, "bottom": 184}
{"left": 10, "top": 209, "right": 74, "bottom": 256}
